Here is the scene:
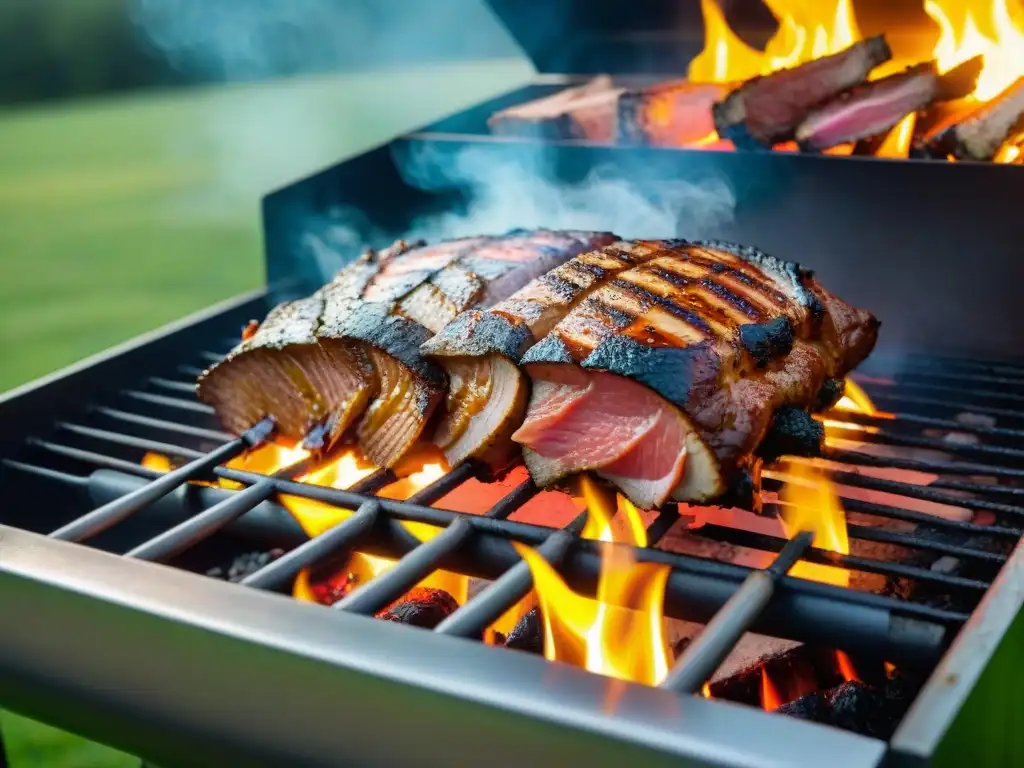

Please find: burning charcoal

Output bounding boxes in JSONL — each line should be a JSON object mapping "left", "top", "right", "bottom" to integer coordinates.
{"left": 488, "top": 76, "right": 622, "bottom": 142}
{"left": 617, "top": 80, "right": 725, "bottom": 146}
{"left": 757, "top": 406, "right": 824, "bottom": 463}
{"left": 713, "top": 36, "right": 892, "bottom": 148}
{"left": 375, "top": 587, "right": 459, "bottom": 629}
{"left": 825, "top": 681, "right": 892, "bottom": 739}
{"left": 796, "top": 58, "right": 982, "bottom": 152}
{"left": 776, "top": 692, "right": 830, "bottom": 723}
{"left": 504, "top": 607, "right": 543, "bottom": 655}
{"left": 206, "top": 549, "right": 285, "bottom": 583}
{"left": 916, "top": 76, "right": 1024, "bottom": 161}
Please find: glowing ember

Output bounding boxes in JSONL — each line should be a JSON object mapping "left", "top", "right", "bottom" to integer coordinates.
{"left": 777, "top": 459, "right": 851, "bottom": 587}
{"left": 885, "top": 661, "right": 898, "bottom": 679}
{"left": 836, "top": 649, "right": 860, "bottom": 682}
{"left": 926, "top": 0, "right": 1024, "bottom": 100}
{"left": 761, "top": 666, "right": 784, "bottom": 710}
{"left": 702, "top": 682, "right": 713, "bottom": 699}
{"left": 513, "top": 475, "right": 671, "bottom": 686}
{"left": 690, "top": 0, "right": 862, "bottom": 84}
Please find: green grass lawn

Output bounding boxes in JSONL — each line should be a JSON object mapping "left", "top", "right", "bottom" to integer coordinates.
{"left": 0, "top": 59, "right": 530, "bottom": 766}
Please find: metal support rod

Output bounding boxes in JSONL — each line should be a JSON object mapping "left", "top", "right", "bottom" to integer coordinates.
{"left": 240, "top": 502, "right": 381, "bottom": 591}
{"left": 660, "top": 531, "right": 815, "bottom": 694}
{"left": 48, "top": 436, "right": 250, "bottom": 543}
{"left": 334, "top": 517, "right": 474, "bottom": 616}
{"left": 125, "top": 479, "right": 278, "bottom": 562}
{"left": 435, "top": 527, "right": 577, "bottom": 638}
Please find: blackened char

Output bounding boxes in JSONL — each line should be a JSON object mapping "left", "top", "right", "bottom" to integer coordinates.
{"left": 916, "top": 75, "right": 1024, "bottom": 161}
{"left": 713, "top": 36, "right": 892, "bottom": 148}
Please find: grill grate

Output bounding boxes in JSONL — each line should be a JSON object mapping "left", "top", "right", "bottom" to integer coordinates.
{"left": 2, "top": 315, "right": 1022, "bottom": 714}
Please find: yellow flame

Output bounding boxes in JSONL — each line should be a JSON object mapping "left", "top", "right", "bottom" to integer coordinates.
{"left": 778, "top": 459, "right": 851, "bottom": 587}
{"left": 875, "top": 113, "right": 918, "bottom": 159}
{"left": 689, "top": 0, "right": 861, "bottom": 83}
{"left": 925, "top": 0, "right": 1024, "bottom": 100}
{"left": 513, "top": 475, "right": 671, "bottom": 686}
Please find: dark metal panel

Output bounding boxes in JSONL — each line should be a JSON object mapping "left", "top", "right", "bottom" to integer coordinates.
{"left": 0, "top": 525, "right": 886, "bottom": 768}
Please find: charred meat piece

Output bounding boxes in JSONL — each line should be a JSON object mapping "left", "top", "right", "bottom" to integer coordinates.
{"left": 618, "top": 80, "right": 726, "bottom": 147}
{"left": 796, "top": 58, "right": 982, "bottom": 152}
{"left": 713, "top": 36, "right": 892, "bottom": 149}
{"left": 420, "top": 239, "right": 662, "bottom": 470}
{"left": 511, "top": 241, "right": 879, "bottom": 509}
{"left": 488, "top": 76, "right": 622, "bottom": 142}
{"left": 915, "top": 76, "right": 1024, "bottom": 161}
{"left": 199, "top": 230, "right": 614, "bottom": 468}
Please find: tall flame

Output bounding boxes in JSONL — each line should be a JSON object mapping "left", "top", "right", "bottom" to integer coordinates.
{"left": 689, "top": 0, "right": 862, "bottom": 83}
{"left": 925, "top": 0, "right": 1024, "bottom": 100}
{"left": 513, "top": 475, "right": 671, "bottom": 686}
{"left": 761, "top": 666, "right": 784, "bottom": 710}
{"left": 777, "top": 459, "right": 851, "bottom": 587}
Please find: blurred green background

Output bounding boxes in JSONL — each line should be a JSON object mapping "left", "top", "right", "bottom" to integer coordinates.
{"left": 0, "top": 0, "right": 529, "bottom": 763}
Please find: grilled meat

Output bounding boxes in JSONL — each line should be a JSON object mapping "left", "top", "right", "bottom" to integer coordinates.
{"left": 796, "top": 58, "right": 982, "bottom": 152}
{"left": 488, "top": 76, "right": 622, "bottom": 142}
{"left": 198, "top": 230, "right": 614, "bottom": 468}
{"left": 510, "top": 240, "right": 879, "bottom": 509}
{"left": 420, "top": 240, "right": 664, "bottom": 470}
{"left": 713, "top": 36, "right": 892, "bottom": 149}
{"left": 618, "top": 80, "right": 726, "bottom": 147}
{"left": 915, "top": 76, "right": 1024, "bottom": 162}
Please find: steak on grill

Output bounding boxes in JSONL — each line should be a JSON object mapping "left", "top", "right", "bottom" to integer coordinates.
{"left": 197, "top": 230, "right": 615, "bottom": 468}
{"left": 420, "top": 240, "right": 668, "bottom": 470}
{"left": 509, "top": 241, "right": 879, "bottom": 509}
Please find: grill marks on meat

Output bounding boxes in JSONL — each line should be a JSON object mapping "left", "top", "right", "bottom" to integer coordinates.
{"left": 713, "top": 36, "right": 892, "bottom": 148}
{"left": 199, "top": 230, "right": 613, "bottom": 469}
{"left": 420, "top": 239, "right": 659, "bottom": 468}
{"left": 512, "top": 241, "right": 878, "bottom": 509}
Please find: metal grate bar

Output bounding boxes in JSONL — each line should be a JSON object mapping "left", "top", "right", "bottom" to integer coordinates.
{"left": 839, "top": 498, "right": 1021, "bottom": 539}
{"left": 841, "top": 428, "right": 1024, "bottom": 463}
{"left": 647, "top": 507, "right": 682, "bottom": 547}
{"left": 858, "top": 378, "right": 1024, "bottom": 405}
{"left": 147, "top": 377, "right": 198, "bottom": 396}
{"left": 91, "top": 406, "right": 233, "bottom": 443}
{"left": 333, "top": 517, "right": 474, "bottom": 616}
{"left": 406, "top": 462, "right": 475, "bottom": 505}
{"left": 865, "top": 391, "right": 1024, "bottom": 423}
{"left": 484, "top": 478, "right": 538, "bottom": 520}
{"left": 831, "top": 409, "right": 1024, "bottom": 441}
{"left": 824, "top": 446, "right": 1024, "bottom": 481}
{"left": 435, "top": 512, "right": 588, "bottom": 638}
{"left": 240, "top": 501, "right": 381, "bottom": 591}
{"left": 1, "top": 460, "right": 91, "bottom": 488}
{"left": 123, "top": 390, "right": 216, "bottom": 415}
{"left": 29, "top": 440, "right": 165, "bottom": 478}
{"left": 198, "top": 351, "right": 224, "bottom": 364}
{"left": 177, "top": 365, "right": 204, "bottom": 378}
{"left": 660, "top": 531, "right": 815, "bottom": 694}
{"left": 690, "top": 524, "right": 990, "bottom": 591}
{"left": 58, "top": 423, "right": 205, "bottom": 459}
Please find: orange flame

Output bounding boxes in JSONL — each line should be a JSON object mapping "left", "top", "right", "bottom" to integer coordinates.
{"left": 777, "top": 459, "right": 851, "bottom": 587}
{"left": 513, "top": 475, "right": 671, "bottom": 686}
{"left": 819, "top": 377, "right": 891, "bottom": 442}
{"left": 702, "top": 682, "right": 713, "bottom": 699}
{"left": 761, "top": 666, "right": 784, "bottom": 710}
{"left": 875, "top": 113, "right": 918, "bottom": 159}
{"left": 689, "top": 0, "right": 861, "bottom": 83}
{"left": 926, "top": 0, "right": 1024, "bottom": 100}
{"left": 885, "top": 661, "right": 898, "bottom": 679}
{"left": 836, "top": 649, "right": 860, "bottom": 682}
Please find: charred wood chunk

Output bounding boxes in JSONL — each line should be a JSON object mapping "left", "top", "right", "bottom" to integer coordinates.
{"left": 757, "top": 407, "right": 824, "bottom": 463}
{"left": 825, "top": 681, "right": 892, "bottom": 739}
{"left": 504, "top": 607, "right": 543, "bottom": 655}
{"left": 814, "top": 378, "right": 845, "bottom": 412}
{"left": 739, "top": 316, "right": 794, "bottom": 367}
{"left": 713, "top": 36, "right": 892, "bottom": 148}
{"left": 375, "top": 587, "right": 459, "bottom": 629}
{"left": 776, "top": 692, "right": 830, "bottom": 723}
{"left": 918, "top": 75, "right": 1024, "bottom": 161}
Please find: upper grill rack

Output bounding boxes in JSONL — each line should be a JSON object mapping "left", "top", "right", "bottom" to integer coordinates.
{"left": 2, "top": 317, "right": 1022, "bottom": 692}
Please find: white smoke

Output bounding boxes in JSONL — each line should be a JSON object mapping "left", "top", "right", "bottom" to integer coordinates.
{"left": 305, "top": 141, "right": 737, "bottom": 279}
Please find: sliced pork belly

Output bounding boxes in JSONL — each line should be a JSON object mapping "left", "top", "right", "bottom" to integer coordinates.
{"left": 199, "top": 230, "right": 614, "bottom": 468}
{"left": 421, "top": 239, "right": 668, "bottom": 469}
{"left": 512, "top": 240, "right": 879, "bottom": 509}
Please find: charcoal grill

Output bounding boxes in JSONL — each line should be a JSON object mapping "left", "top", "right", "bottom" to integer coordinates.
{"left": 2, "top": 2, "right": 1024, "bottom": 766}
